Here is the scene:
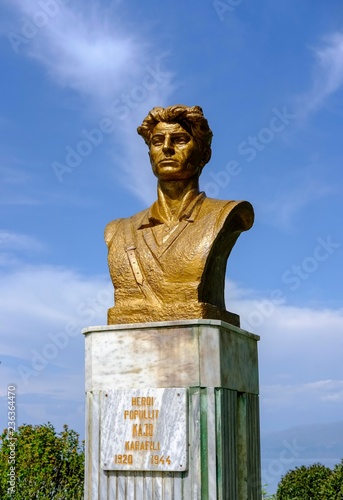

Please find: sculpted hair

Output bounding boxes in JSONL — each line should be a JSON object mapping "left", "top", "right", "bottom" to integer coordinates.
{"left": 137, "top": 105, "right": 213, "bottom": 167}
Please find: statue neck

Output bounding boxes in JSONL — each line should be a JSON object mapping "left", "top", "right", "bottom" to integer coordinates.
{"left": 157, "top": 177, "right": 200, "bottom": 222}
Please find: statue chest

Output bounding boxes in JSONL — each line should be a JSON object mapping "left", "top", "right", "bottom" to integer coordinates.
{"left": 108, "top": 214, "right": 216, "bottom": 290}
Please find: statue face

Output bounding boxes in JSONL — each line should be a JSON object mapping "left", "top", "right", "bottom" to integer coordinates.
{"left": 149, "top": 122, "right": 202, "bottom": 181}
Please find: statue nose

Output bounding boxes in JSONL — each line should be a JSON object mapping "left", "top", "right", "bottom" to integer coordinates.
{"left": 162, "top": 138, "right": 174, "bottom": 154}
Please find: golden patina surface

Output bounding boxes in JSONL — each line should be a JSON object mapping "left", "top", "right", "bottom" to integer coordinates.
{"left": 105, "top": 105, "right": 254, "bottom": 326}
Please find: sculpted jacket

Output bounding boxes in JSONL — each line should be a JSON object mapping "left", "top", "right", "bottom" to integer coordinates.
{"left": 105, "top": 192, "right": 254, "bottom": 325}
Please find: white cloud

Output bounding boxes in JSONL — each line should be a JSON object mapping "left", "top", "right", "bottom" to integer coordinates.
{"left": 263, "top": 380, "right": 343, "bottom": 407}
{"left": 261, "top": 379, "right": 343, "bottom": 432}
{"left": 0, "top": 230, "right": 45, "bottom": 267}
{"left": 0, "top": 164, "right": 30, "bottom": 185}
{"left": 0, "top": 229, "right": 43, "bottom": 251}
{"left": 226, "top": 280, "right": 343, "bottom": 429}
{"left": 0, "top": 163, "right": 45, "bottom": 206}
{"left": 7, "top": 0, "right": 175, "bottom": 203}
{"left": 257, "top": 174, "right": 334, "bottom": 228}
{"left": 0, "top": 263, "right": 111, "bottom": 433}
{"left": 7, "top": 0, "right": 143, "bottom": 99}
{"left": 296, "top": 31, "right": 343, "bottom": 119}
{"left": 29, "top": 14, "right": 142, "bottom": 102}
{"left": 0, "top": 264, "right": 111, "bottom": 357}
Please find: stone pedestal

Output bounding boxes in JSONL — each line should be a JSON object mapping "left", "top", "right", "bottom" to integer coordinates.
{"left": 83, "top": 319, "right": 261, "bottom": 499}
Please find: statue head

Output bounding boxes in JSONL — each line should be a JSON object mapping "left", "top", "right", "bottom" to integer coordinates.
{"left": 137, "top": 105, "right": 213, "bottom": 172}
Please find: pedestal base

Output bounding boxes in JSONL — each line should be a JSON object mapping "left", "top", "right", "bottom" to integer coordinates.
{"left": 107, "top": 303, "right": 240, "bottom": 327}
{"left": 83, "top": 319, "right": 261, "bottom": 499}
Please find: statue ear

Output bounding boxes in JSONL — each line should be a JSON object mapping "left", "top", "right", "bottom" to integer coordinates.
{"left": 199, "top": 154, "right": 207, "bottom": 169}
{"left": 203, "top": 149, "right": 211, "bottom": 166}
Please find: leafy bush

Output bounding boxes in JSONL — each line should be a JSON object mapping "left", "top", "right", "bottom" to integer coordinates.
{"left": 321, "top": 459, "right": 343, "bottom": 499}
{"left": 0, "top": 422, "right": 84, "bottom": 500}
{"left": 276, "top": 462, "right": 334, "bottom": 499}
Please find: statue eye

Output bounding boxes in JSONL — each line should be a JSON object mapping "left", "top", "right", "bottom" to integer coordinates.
{"left": 174, "top": 136, "right": 189, "bottom": 144}
{"left": 151, "top": 137, "right": 163, "bottom": 146}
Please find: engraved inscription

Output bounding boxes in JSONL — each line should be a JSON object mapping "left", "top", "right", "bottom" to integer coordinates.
{"left": 114, "top": 454, "right": 133, "bottom": 464}
{"left": 125, "top": 440, "right": 160, "bottom": 451}
{"left": 101, "top": 388, "right": 188, "bottom": 471}
{"left": 121, "top": 394, "right": 160, "bottom": 462}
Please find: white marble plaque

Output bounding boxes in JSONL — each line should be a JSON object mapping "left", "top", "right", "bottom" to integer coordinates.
{"left": 101, "top": 388, "right": 188, "bottom": 472}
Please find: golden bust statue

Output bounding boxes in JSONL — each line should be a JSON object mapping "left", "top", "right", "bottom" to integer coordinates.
{"left": 105, "top": 105, "right": 254, "bottom": 326}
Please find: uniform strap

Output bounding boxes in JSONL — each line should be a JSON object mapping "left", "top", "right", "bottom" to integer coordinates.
{"left": 123, "top": 218, "right": 162, "bottom": 304}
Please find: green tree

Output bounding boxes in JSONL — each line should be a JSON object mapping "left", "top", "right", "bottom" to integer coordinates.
{"left": 0, "top": 422, "right": 84, "bottom": 499}
{"left": 320, "top": 459, "right": 343, "bottom": 499}
{"left": 276, "top": 462, "right": 333, "bottom": 500}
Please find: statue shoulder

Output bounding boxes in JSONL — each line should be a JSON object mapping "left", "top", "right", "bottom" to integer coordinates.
{"left": 104, "top": 208, "right": 150, "bottom": 248}
{"left": 204, "top": 198, "right": 254, "bottom": 233}
{"left": 104, "top": 218, "right": 123, "bottom": 248}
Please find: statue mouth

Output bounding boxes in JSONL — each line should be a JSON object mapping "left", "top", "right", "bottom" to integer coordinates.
{"left": 159, "top": 159, "right": 178, "bottom": 165}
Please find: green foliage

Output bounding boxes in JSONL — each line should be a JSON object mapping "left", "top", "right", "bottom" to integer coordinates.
{"left": 276, "top": 462, "right": 337, "bottom": 500}
{"left": 0, "top": 422, "right": 84, "bottom": 500}
{"left": 321, "top": 459, "right": 343, "bottom": 499}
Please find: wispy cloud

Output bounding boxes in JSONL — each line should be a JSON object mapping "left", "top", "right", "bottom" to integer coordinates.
{"left": 226, "top": 278, "right": 343, "bottom": 427}
{"left": 296, "top": 31, "right": 343, "bottom": 119}
{"left": 0, "top": 229, "right": 43, "bottom": 252}
{"left": 257, "top": 173, "right": 334, "bottom": 228}
{"left": 0, "top": 264, "right": 110, "bottom": 358}
{"left": 0, "top": 162, "right": 46, "bottom": 205}
{"left": 0, "top": 230, "right": 45, "bottom": 266}
{"left": 0, "top": 164, "right": 29, "bottom": 185}
{"left": 263, "top": 380, "right": 343, "bottom": 411}
{"left": 6, "top": 0, "right": 175, "bottom": 203}
{"left": 0, "top": 263, "right": 110, "bottom": 433}
{"left": 9, "top": 0, "right": 145, "bottom": 102}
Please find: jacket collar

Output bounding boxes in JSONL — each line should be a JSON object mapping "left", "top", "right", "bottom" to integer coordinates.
{"left": 137, "top": 191, "right": 206, "bottom": 229}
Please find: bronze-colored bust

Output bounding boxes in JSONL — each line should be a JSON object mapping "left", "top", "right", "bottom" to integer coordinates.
{"left": 105, "top": 105, "right": 253, "bottom": 326}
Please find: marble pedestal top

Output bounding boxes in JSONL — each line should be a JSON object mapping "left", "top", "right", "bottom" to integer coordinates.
{"left": 83, "top": 319, "right": 259, "bottom": 394}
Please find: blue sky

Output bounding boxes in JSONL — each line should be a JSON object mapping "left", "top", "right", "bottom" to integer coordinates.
{"left": 1, "top": 0, "right": 343, "bottom": 490}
